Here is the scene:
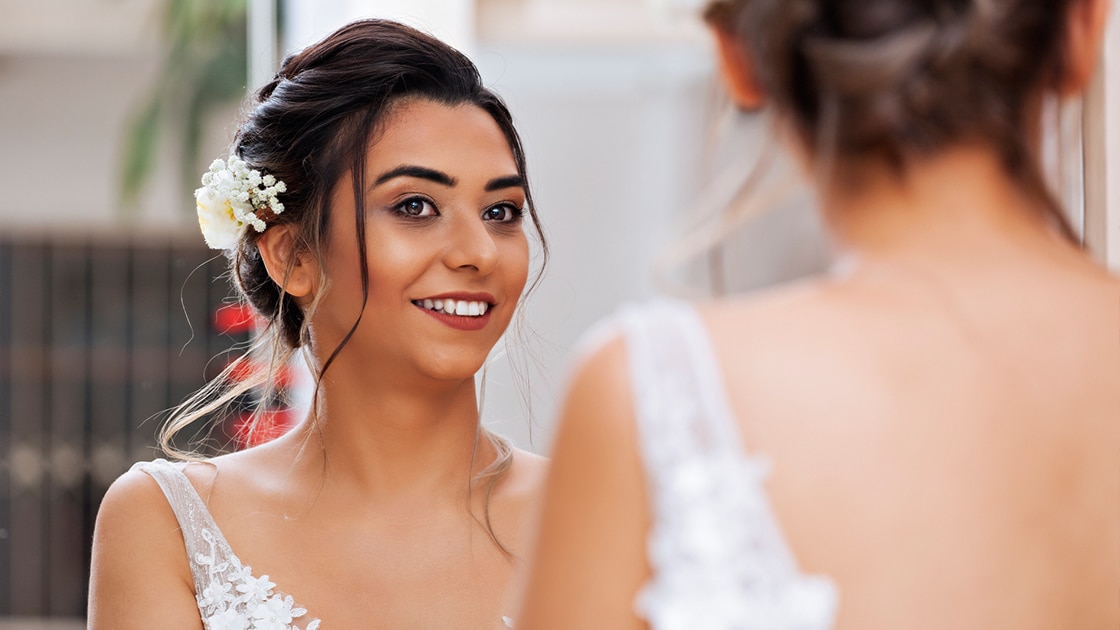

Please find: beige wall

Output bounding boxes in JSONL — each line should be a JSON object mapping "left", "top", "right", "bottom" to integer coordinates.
{"left": 478, "top": 0, "right": 706, "bottom": 45}
{"left": 0, "top": 0, "right": 163, "bottom": 55}
{"left": 0, "top": 54, "right": 238, "bottom": 235}
{"left": 0, "top": 0, "right": 241, "bottom": 235}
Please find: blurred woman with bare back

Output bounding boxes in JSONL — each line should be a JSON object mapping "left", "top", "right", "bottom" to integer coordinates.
{"left": 518, "top": 1, "right": 1118, "bottom": 628}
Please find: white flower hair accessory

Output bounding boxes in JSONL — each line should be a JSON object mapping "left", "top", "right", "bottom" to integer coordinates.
{"left": 195, "top": 156, "right": 287, "bottom": 250}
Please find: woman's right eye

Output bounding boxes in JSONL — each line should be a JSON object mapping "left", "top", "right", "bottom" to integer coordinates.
{"left": 395, "top": 197, "right": 437, "bottom": 217}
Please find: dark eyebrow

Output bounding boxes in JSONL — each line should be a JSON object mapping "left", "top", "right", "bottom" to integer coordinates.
{"left": 485, "top": 175, "right": 524, "bottom": 192}
{"left": 373, "top": 165, "right": 457, "bottom": 187}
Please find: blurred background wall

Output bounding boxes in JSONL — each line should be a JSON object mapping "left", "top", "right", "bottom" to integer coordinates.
{"left": 0, "top": 0, "right": 1116, "bottom": 625}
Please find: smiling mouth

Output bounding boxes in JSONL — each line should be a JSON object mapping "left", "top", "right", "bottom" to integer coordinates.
{"left": 411, "top": 298, "right": 491, "bottom": 317}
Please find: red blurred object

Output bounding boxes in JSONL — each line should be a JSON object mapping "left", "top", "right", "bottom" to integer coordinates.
{"left": 214, "top": 304, "right": 301, "bottom": 451}
{"left": 231, "top": 409, "right": 297, "bottom": 449}
{"left": 213, "top": 304, "right": 261, "bottom": 335}
{"left": 225, "top": 358, "right": 297, "bottom": 388}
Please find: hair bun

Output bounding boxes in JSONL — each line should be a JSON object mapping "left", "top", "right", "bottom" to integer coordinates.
{"left": 708, "top": 0, "right": 1079, "bottom": 239}
{"left": 802, "top": 21, "right": 939, "bottom": 98}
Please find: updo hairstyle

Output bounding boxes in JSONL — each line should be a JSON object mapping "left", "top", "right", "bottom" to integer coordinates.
{"left": 704, "top": 0, "right": 1080, "bottom": 241}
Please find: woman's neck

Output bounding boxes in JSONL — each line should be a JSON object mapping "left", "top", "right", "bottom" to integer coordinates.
{"left": 818, "top": 145, "right": 1072, "bottom": 268}
{"left": 280, "top": 359, "right": 491, "bottom": 506}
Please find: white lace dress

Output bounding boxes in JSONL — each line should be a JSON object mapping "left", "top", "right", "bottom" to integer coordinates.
{"left": 615, "top": 299, "right": 838, "bottom": 630}
{"left": 136, "top": 459, "right": 517, "bottom": 630}
{"left": 135, "top": 459, "right": 321, "bottom": 630}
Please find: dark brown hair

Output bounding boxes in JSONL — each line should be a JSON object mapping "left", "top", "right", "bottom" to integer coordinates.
{"left": 705, "top": 0, "right": 1079, "bottom": 241}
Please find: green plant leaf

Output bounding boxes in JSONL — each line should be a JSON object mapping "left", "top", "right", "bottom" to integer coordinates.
{"left": 119, "top": 96, "right": 163, "bottom": 210}
{"left": 118, "top": 0, "right": 250, "bottom": 216}
{"left": 182, "top": 13, "right": 248, "bottom": 201}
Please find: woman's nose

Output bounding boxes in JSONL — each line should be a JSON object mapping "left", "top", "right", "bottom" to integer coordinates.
{"left": 443, "top": 212, "right": 499, "bottom": 274}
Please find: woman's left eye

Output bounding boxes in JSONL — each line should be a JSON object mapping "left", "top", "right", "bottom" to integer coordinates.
{"left": 395, "top": 197, "right": 437, "bottom": 217}
{"left": 482, "top": 204, "right": 523, "bottom": 223}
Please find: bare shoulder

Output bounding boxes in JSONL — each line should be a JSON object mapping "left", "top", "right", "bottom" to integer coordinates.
{"left": 174, "top": 434, "right": 304, "bottom": 505}
{"left": 94, "top": 467, "right": 188, "bottom": 562}
{"left": 695, "top": 277, "right": 845, "bottom": 331}
{"left": 493, "top": 447, "right": 551, "bottom": 551}
{"left": 89, "top": 467, "right": 202, "bottom": 629}
{"left": 1084, "top": 268, "right": 1120, "bottom": 326}
{"left": 515, "top": 332, "right": 649, "bottom": 630}
{"left": 504, "top": 327, "right": 633, "bottom": 501}
{"left": 175, "top": 451, "right": 244, "bottom": 503}
{"left": 693, "top": 279, "right": 857, "bottom": 362}
{"left": 561, "top": 331, "right": 634, "bottom": 439}
{"left": 505, "top": 447, "right": 549, "bottom": 497}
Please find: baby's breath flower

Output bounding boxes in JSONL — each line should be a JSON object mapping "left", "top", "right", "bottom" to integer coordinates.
{"left": 195, "top": 156, "right": 288, "bottom": 250}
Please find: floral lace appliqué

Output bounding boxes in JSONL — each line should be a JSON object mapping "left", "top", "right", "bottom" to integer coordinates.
{"left": 618, "top": 300, "right": 838, "bottom": 630}
{"left": 137, "top": 458, "right": 518, "bottom": 629}
{"left": 194, "top": 529, "right": 321, "bottom": 630}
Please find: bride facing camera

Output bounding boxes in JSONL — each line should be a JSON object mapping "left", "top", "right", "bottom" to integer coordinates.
{"left": 518, "top": 0, "right": 1118, "bottom": 628}
{"left": 89, "top": 19, "right": 547, "bottom": 630}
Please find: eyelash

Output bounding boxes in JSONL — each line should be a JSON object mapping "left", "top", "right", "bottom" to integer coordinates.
{"left": 483, "top": 203, "right": 525, "bottom": 223}
{"left": 394, "top": 196, "right": 437, "bottom": 218}
{"left": 391, "top": 196, "right": 524, "bottom": 223}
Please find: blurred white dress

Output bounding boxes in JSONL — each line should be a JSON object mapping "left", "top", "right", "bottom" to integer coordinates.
{"left": 616, "top": 299, "right": 838, "bottom": 630}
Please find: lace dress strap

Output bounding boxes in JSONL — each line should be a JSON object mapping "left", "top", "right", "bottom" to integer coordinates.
{"left": 133, "top": 459, "right": 231, "bottom": 582}
{"left": 133, "top": 458, "right": 320, "bottom": 630}
{"left": 620, "top": 299, "right": 756, "bottom": 466}
{"left": 616, "top": 298, "right": 837, "bottom": 630}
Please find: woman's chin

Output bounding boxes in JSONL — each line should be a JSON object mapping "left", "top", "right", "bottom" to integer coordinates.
{"left": 416, "top": 356, "right": 489, "bottom": 384}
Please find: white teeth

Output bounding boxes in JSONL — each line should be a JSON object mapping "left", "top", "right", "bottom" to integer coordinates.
{"left": 415, "top": 298, "right": 491, "bottom": 317}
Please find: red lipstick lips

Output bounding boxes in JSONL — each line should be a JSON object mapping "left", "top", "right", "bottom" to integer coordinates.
{"left": 412, "top": 293, "right": 496, "bottom": 331}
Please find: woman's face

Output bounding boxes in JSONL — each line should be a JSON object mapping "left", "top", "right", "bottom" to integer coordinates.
{"left": 312, "top": 99, "right": 530, "bottom": 384}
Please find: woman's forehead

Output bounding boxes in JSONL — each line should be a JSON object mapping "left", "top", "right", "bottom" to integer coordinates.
{"left": 367, "top": 99, "right": 519, "bottom": 178}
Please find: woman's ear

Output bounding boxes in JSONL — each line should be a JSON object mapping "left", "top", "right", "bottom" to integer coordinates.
{"left": 1058, "top": 0, "right": 1112, "bottom": 96}
{"left": 257, "top": 224, "right": 315, "bottom": 299}
{"left": 710, "top": 25, "right": 766, "bottom": 110}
